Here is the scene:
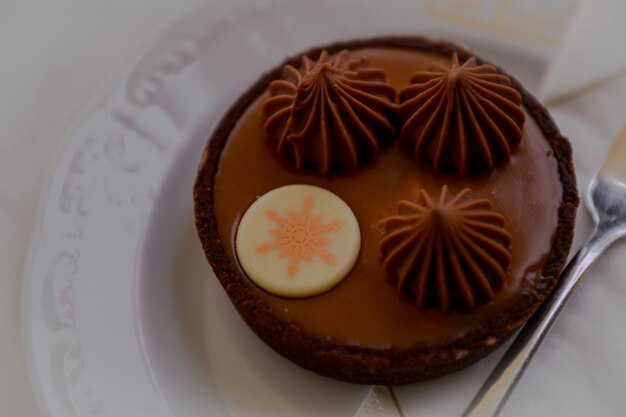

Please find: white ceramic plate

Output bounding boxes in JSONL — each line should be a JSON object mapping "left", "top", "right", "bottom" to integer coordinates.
{"left": 21, "top": 1, "right": 583, "bottom": 417}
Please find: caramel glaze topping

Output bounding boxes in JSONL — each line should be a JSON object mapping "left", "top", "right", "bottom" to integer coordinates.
{"left": 399, "top": 54, "right": 525, "bottom": 174}
{"left": 263, "top": 50, "right": 397, "bottom": 174}
{"left": 213, "top": 48, "right": 562, "bottom": 347}
{"left": 381, "top": 186, "right": 512, "bottom": 313}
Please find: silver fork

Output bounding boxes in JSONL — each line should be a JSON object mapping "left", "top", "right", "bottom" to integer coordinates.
{"left": 462, "top": 126, "right": 626, "bottom": 417}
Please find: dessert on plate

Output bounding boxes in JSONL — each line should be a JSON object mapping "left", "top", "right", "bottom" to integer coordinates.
{"left": 194, "top": 36, "right": 578, "bottom": 385}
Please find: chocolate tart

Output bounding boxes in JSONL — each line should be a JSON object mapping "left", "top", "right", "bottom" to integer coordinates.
{"left": 193, "top": 36, "right": 578, "bottom": 385}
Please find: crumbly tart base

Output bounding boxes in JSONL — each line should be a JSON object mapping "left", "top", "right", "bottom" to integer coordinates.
{"left": 193, "top": 36, "right": 578, "bottom": 385}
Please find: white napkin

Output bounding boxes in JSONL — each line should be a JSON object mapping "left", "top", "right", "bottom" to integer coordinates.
{"left": 540, "top": 0, "right": 626, "bottom": 213}
{"left": 539, "top": 0, "right": 626, "bottom": 105}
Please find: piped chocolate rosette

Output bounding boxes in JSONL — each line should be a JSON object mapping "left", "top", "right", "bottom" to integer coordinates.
{"left": 380, "top": 186, "right": 512, "bottom": 313}
{"left": 262, "top": 50, "right": 397, "bottom": 173}
{"left": 399, "top": 53, "right": 525, "bottom": 174}
{"left": 194, "top": 37, "right": 578, "bottom": 385}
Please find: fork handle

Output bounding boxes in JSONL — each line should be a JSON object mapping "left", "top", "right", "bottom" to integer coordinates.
{"left": 462, "top": 227, "right": 618, "bottom": 417}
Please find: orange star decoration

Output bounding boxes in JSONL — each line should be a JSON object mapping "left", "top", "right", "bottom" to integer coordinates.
{"left": 256, "top": 196, "right": 345, "bottom": 279}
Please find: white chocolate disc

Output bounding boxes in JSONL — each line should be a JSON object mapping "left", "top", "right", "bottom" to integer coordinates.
{"left": 235, "top": 184, "right": 360, "bottom": 298}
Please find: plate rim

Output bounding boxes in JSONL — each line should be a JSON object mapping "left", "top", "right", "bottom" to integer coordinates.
{"left": 19, "top": 1, "right": 278, "bottom": 415}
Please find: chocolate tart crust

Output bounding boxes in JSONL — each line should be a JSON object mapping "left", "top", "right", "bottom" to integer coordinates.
{"left": 193, "top": 36, "right": 579, "bottom": 385}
